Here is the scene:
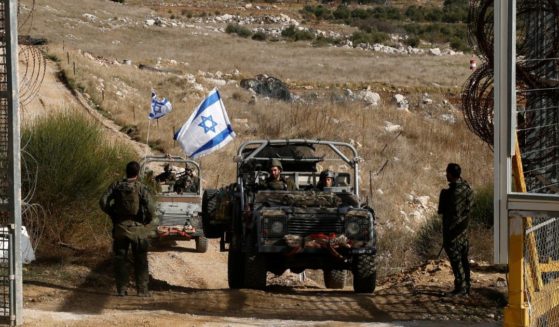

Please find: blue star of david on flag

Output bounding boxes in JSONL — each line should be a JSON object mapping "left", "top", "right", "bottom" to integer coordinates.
{"left": 148, "top": 90, "right": 172, "bottom": 120}
{"left": 174, "top": 88, "right": 236, "bottom": 158}
{"left": 198, "top": 115, "right": 218, "bottom": 134}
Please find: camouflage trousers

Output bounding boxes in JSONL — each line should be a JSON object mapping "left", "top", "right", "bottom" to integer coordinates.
{"left": 444, "top": 237, "right": 471, "bottom": 291}
{"left": 113, "top": 235, "right": 150, "bottom": 294}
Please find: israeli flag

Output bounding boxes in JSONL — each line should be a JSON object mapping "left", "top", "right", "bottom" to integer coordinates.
{"left": 174, "top": 88, "right": 236, "bottom": 158}
{"left": 148, "top": 91, "right": 172, "bottom": 120}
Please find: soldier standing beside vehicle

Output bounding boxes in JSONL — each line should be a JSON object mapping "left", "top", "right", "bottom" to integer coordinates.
{"left": 260, "top": 158, "right": 295, "bottom": 191}
{"left": 438, "top": 163, "right": 474, "bottom": 296}
{"left": 100, "top": 161, "right": 156, "bottom": 297}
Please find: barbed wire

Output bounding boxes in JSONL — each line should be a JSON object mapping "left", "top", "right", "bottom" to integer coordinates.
{"left": 18, "top": 45, "right": 45, "bottom": 107}
{"left": 17, "top": 0, "right": 45, "bottom": 108}
{"left": 462, "top": 0, "right": 559, "bottom": 194}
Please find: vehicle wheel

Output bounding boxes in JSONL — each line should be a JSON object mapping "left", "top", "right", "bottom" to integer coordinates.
{"left": 352, "top": 254, "right": 377, "bottom": 293}
{"left": 202, "top": 189, "right": 221, "bottom": 238}
{"left": 228, "top": 249, "right": 245, "bottom": 289}
{"left": 244, "top": 254, "right": 267, "bottom": 290}
{"left": 195, "top": 236, "right": 208, "bottom": 253}
{"left": 323, "top": 269, "right": 347, "bottom": 289}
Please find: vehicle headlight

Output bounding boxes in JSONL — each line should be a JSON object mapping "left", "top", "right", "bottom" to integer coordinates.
{"left": 345, "top": 221, "right": 361, "bottom": 237}
{"left": 261, "top": 209, "right": 287, "bottom": 238}
{"left": 271, "top": 221, "right": 285, "bottom": 235}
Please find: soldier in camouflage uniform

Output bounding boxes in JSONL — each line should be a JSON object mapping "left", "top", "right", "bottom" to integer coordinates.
{"left": 173, "top": 165, "right": 200, "bottom": 194}
{"left": 260, "top": 158, "right": 296, "bottom": 191}
{"left": 438, "top": 163, "right": 474, "bottom": 296}
{"left": 100, "top": 161, "right": 156, "bottom": 297}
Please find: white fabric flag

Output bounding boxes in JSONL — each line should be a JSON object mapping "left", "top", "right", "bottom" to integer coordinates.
{"left": 174, "top": 88, "right": 236, "bottom": 158}
{"left": 148, "top": 91, "right": 172, "bottom": 120}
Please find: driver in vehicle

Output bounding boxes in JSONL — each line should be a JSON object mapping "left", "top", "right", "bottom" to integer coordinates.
{"left": 316, "top": 169, "right": 336, "bottom": 191}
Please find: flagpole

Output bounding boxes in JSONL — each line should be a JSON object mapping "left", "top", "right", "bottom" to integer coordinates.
{"left": 144, "top": 119, "right": 152, "bottom": 160}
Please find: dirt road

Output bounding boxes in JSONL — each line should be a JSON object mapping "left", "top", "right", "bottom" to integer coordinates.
{"left": 22, "top": 240, "right": 504, "bottom": 326}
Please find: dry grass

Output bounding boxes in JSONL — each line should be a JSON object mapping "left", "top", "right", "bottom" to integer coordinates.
{"left": 23, "top": 0, "right": 492, "bottom": 273}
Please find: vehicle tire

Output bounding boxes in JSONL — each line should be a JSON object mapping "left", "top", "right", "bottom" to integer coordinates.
{"left": 323, "top": 269, "right": 347, "bottom": 289}
{"left": 243, "top": 254, "right": 267, "bottom": 290}
{"left": 202, "top": 189, "right": 221, "bottom": 238}
{"left": 228, "top": 249, "right": 245, "bottom": 289}
{"left": 352, "top": 254, "right": 377, "bottom": 293}
{"left": 195, "top": 236, "right": 208, "bottom": 253}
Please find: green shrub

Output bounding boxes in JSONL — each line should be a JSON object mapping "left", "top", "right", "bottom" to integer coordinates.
{"left": 225, "top": 24, "right": 253, "bottom": 38}
{"left": 351, "top": 30, "right": 388, "bottom": 45}
{"left": 312, "top": 35, "right": 339, "bottom": 47}
{"left": 251, "top": 31, "right": 267, "bottom": 41}
{"left": 333, "top": 5, "right": 350, "bottom": 20}
{"left": 281, "top": 25, "right": 315, "bottom": 41}
{"left": 22, "top": 111, "right": 135, "bottom": 249}
{"left": 415, "top": 214, "right": 444, "bottom": 260}
{"left": 405, "top": 35, "right": 420, "bottom": 47}
{"left": 471, "top": 183, "right": 493, "bottom": 228}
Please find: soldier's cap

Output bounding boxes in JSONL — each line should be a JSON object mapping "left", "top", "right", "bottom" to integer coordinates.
{"left": 269, "top": 158, "right": 283, "bottom": 170}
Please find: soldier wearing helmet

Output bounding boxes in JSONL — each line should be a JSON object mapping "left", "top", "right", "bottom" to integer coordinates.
{"left": 317, "top": 169, "right": 336, "bottom": 191}
{"left": 260, "top": 158, "right": 295, "bottom": 191}
{"left": 155, "top": 163, "right": 175, "bottom": 183}
{"left": 174, "top": 163, "right": 200, "bottom": 194}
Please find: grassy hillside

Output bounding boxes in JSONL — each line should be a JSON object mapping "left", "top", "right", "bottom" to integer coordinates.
{"left": 21, "top": 0, "right": 492, "bottom": 273}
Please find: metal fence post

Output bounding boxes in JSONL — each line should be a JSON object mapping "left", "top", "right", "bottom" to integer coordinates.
{"left": 504, "top": 214, "right": 529, "bottom": 327}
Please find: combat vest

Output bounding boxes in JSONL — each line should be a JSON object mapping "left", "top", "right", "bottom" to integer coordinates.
{"left": 112, "top": 180, "right": 141, "bottom": 219}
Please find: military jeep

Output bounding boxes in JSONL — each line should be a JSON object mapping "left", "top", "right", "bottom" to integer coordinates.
{"left": 140, "top": 155, "right": 207, "bottom": 252}
{"left": 202, "top": 140, "right": 377, "bottom": 292}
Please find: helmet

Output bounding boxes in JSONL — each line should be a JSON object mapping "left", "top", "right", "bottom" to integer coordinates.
{"left": 269, "top": 158, "right": 283, "bottom": 170}
{"left": 320, "top": 169, "right": 336, "bottom": 180}
{"left": 163, "top": 163, "right": 171, "bottom": 172}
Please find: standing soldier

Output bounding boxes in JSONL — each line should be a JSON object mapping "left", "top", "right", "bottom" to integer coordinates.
{"left": 438, "top": 163, "right": 474, "bottom": 296}
{"left": 100, "top": 161, "right": 156, "bottom": 297}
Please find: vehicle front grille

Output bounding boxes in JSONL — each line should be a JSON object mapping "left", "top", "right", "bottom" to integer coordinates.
{"left": 287, "top": 214, "right": 343, "bottom": 236}
{"left": 159, "top": 214, "right": 196, "bottom": 226}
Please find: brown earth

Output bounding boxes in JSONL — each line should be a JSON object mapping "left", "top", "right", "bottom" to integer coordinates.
{"left": 22, "top": 239, "right": 506, "bottom": 327}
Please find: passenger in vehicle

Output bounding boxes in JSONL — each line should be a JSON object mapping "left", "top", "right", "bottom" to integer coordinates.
{"left": 174, "top": 165, "right": 200, "bottom": 194}
{"left": 260, "top": 159, "right": 296, "bottom": 191}
{"left": 155, "top": 164, "right": 175, "bottom": 183}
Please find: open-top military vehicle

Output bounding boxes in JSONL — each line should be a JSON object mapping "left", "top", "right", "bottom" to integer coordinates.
{"left": 203, "top": 140, "right": 377, "bottom": 292}
{"left": 140, "top": 155, "right": 207, "bottom": 252}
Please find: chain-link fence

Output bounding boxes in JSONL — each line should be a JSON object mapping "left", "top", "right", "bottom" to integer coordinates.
{"left": 513, "top": 212, "right": 559, "bottom": 327}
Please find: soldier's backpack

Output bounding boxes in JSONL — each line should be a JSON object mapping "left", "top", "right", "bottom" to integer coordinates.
{"left": 112, "top": 180, "right": 141, "bottom": 218}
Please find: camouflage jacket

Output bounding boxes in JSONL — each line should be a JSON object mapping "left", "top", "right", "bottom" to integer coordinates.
{"left": 174, "top": 175, "right": 200, "bottom": 194}
{"left": 99, "top": 177, "right": 156, "bottom": 227}
{"left": 259, "top": 176, "right": 296, "bottom": 191}
{"left": 438, "top": 178, "right": 474, "bottom": 244}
